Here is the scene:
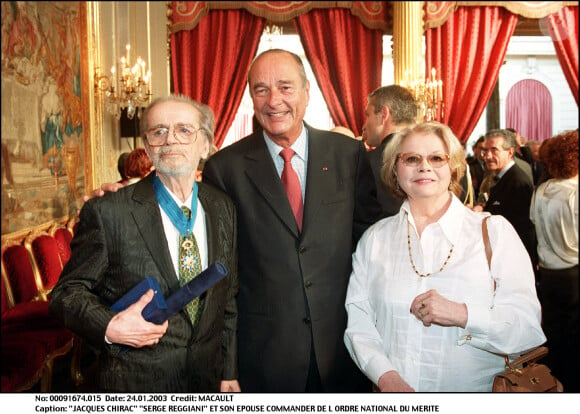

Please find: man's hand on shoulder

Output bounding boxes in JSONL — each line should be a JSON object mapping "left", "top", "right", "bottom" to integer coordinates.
{"left": 82, "top": 182, "right": 124, "bottom": 203}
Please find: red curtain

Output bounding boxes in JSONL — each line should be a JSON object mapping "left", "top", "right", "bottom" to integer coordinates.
{"left": 544, "top": 6, "right": 579, "bottom": 105}
{"left": 426, "top": 6, "right": 518, "bottom": 143}
{"left": 294, "top": 8, "right": 383, "bottom": 136}
{"left": 506, "top": 79, "right": 552, "bottom": 142}
{"left": 171, "top": 10, "right": 265, "bottom": 148}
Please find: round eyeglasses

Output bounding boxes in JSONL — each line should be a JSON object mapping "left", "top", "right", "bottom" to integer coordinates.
{"left": 145, "top": 124, "right": 203, "bottom": 147}
{"left": 397, "top": 152, "right": 450, "bottom": 168}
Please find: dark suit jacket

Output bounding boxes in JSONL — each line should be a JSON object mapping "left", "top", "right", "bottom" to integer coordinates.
{"left": 49, "top": 174, "right": 238, "bottom": 392}
{"left": 484, "top": 163, "right": 537, "bottom": 267}
{"left": 467, "top": 157, "right": 486, "bottom": 198}
{"left": 203, "top": 125, "right": 382, "bottom": 392}
{"left": 514, "top": 154, "right": 534, "bottom": 184}
{"left": 367, "top": 133, "right": 402, "bottom": 217}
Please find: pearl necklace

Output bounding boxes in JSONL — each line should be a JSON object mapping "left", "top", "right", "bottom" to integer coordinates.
{"left": 407, "top": 219, "right": 454, "bottom": 278}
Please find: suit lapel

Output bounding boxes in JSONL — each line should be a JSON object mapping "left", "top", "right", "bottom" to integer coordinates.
{"left": 303, "top": 127, "right": 333, "bottom": 232}
{"left": 198, "top": 183, "right": 216, "bottom": 264}
{"left": 130, "top": 174, "right": 180, "bottom": 291}
{"left": 243, "top": 133, "right": 301, "bottom": 237}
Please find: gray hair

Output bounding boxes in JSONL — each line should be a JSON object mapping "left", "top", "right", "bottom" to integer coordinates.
{"left": 140, "top": 94, "right": 215, "bottom": 148}
{"left": 485, "top": 129, "right": 516, "bottom": 149}
{"left": 247, "top": 49, "right": 308, "bottom": 89}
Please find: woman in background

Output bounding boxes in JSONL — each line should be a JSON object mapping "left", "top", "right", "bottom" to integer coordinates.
{"left": 344, "top": 122, "right": 545, "bottom": 392}
{"left": 530, "top": 129, "right": 578, "bottom": 392}
{"left": 124, "top": 147, "right": 153, "bottom": 185}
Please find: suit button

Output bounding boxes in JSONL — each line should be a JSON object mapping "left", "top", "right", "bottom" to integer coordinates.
{"left": 305, "top": 281, "right": 312, "bottom": 288}
{"left": 299, "top": 246, "right": 307, "bottom": 254}
{"left": 303, "top": 317, "right": 311, "bottom": 324}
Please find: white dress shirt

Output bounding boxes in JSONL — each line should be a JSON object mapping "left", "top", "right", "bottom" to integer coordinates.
{"left": 159, "top": 185, "right": 208, "bottom": 278}
{"left": 530, "top": 177, "right": 579, "bottom": 269}
{"left": 344, "top": 194, "right": 546, "bottom": 392}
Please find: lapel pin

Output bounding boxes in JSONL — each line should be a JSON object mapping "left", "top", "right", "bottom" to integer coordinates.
{"left": 322, "top": 166, "right": 328, "bottom": 171}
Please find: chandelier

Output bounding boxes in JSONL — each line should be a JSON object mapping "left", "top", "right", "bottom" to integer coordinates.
{"left": 94, "top": 44, "right": 152, "bottom": 120}
{"left": 401, "top": 67, "right": 444, "bottom": 122}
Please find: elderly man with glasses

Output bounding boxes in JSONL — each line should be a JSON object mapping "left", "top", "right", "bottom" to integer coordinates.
{"left": 49, "top": 95, "right": 240, "bottom": 393}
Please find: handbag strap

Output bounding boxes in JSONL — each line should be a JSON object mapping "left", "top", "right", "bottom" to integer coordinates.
{"left": 482, "top": 216, "right": 494, "bottom": 292}
{"left": 463, "top": 163, "right": 475, "bottom": 207}
{"left": 483, "top": 216, "right": 549, "bottom": 371}
{"left": 504, "top": 346, "right": 549, "bottom": 370}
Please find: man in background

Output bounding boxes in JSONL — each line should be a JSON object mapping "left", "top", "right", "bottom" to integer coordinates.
{"left": 466, "top": 135, "right": 487, "bottom": 200}
{"left": 116, "top": 152, "right": 130, "bottom": 184}
{"left": 362, "top": 85, "right": 417, "bottom": 217}
{"left": 481, "top": 128, "right": 538, "bottom": 272}
{"left": 506, "top": 127, "right": 534, "bottom": 184}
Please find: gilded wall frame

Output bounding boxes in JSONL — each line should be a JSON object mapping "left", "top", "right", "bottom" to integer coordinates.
{"left": 1, "top": 2, "right": 97, "bottom": 236}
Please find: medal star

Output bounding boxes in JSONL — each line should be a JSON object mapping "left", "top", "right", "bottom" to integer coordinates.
{"left": 181, "top": 253, "right": 197, "bottom": 272}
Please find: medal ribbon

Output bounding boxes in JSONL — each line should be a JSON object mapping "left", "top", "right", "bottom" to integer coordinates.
{"left": 153, "top": 172, "right": 198, "bottom": 236}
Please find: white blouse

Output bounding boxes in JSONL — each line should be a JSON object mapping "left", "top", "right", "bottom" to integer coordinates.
{"left": 530, "top": 177, "right": 579, "bottom": 269}
{"left": 344, "top": 195, "right": 546, "bottom": 392}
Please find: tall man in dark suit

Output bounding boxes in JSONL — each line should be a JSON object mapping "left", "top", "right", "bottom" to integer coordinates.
{"left": 203, "top": 49, "right": 382, "bottom": 392}
{"left": 506, "top": 127, "right": 534, "bottom": 184}
{"left": 482, "top": 129, "right": 538, "bottom": 271}
{"left": 49, "top": 96, "right": 240, "bottom": 392}
{"left": 363, "top": 85, "right": 417, "bottom": 217}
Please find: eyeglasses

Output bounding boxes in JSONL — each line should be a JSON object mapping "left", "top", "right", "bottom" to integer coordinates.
{"left": 145, "top": 124, "right": 203, "bottom": 147}
{"left": 397, "top": 152, "right": 450, "bottom": 168}
{"left": 481, "top": 147, "right": 505, "bottom": 156}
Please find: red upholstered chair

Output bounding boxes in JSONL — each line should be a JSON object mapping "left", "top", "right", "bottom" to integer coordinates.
{"left": 1, "top": 237, "right": 77, "bottom": 392}
{"left": 51, "top": 225, "right": 73, "bottom": 266}
{"left": 25, "top": 231, "right": 64, "bottom": 300}
{"left": 1, "top": 333, "right": 47, "bottom": 392}
{"left": 1, "top": 267, "right": 12, "bottom": 316}
{"left": 2, "top": 240, "right": 45, "bottom": 303}
{"left": 49, "top": 225, "right": 85, "bottom": 386}
{"left": 1, "top": 277, "right": 60, "bottom": 333}
{"left": 67, "top": 216, "right": 79, "bottom": 236}
{"left": 1, "top": 272, "right": 47, "bottom": 392}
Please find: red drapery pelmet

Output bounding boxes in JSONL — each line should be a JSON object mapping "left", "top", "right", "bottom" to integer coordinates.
{"left": 294, "top": 8, "right": 383, "bottom": 136}
{"left": 171, "top": 10, "right": 265, "bottom": 148}
{"left": 426, "top": 6, "right": 518, "bottom": 143}
{"left": 544, "top": 6, "right": 579, "bottom": 105}
{"left": 506, "top": 79, "right": 552, "bottom": 142}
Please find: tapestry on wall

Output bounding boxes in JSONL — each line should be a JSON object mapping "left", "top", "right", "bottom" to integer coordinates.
{"left": 1, "top": 1, "right": 85, "bottom": 234}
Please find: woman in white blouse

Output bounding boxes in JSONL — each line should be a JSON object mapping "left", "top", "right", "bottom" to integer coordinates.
{"left": 344, "top": 122, "right": 545, "bottom": 392}
{"left": 530, "top": 129, "right": 578, "bottom": 392}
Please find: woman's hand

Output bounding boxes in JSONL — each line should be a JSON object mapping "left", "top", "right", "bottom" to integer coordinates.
{"left": 410, "top": 289, "right": 468, "bottom": 328}
{"left": 220, "top": 380, "right": 241, "bottom": 392}
{"left": 377, "top": 371, "right": 414, "bottom": 392}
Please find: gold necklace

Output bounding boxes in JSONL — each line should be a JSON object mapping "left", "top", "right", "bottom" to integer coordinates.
{"left": 407, "top": 219, "right": 454, "bottom": 278}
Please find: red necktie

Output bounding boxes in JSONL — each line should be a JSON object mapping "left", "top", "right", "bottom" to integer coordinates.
{"left": 280, "top": 148, "right": 303, "bottom": 231}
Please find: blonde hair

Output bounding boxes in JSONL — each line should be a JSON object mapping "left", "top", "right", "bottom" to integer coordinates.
{"left": 381, "top": 122, "right": 466, "bottom": 199}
